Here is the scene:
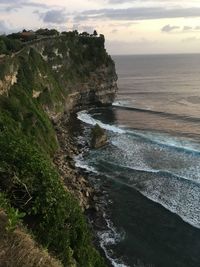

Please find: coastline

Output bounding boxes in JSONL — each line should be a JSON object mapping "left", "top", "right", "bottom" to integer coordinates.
{"left": 53, "top": 111, "right": 113, "bottom": 267}
{"left": 58, "top": 107, "right": 200, "bottom": 267}
{"left": 0, "top": 30, "right": 119, "bottom": 267}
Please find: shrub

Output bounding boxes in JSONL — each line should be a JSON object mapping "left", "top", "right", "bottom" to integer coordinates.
{"left": 0, "top": 130, "right": 106, "bottom": 266}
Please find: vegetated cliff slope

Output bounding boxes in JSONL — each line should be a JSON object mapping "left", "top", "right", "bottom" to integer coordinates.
{"left": 0, "top": 31, "right": 117, "bottom": 267}
{"left": 0, "top": 210, "right": 63, "bottom": 267}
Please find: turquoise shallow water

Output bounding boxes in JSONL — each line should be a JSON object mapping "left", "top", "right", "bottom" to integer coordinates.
{"left": 76, "top": 54, "right": 200, "bottom": 267}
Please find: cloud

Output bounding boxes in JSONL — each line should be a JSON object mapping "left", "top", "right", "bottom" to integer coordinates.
{"left": 38, "top": 9, "right": 68, "bottom": 24}
{"left": 161, "top": 24, "right": 200, "bottom": 33}
{"left": 71, "top": 24, "right": 95, "bottom": 33}
{"left": 161, "top": 24, "right": 180, "bottom": 32}
{"left": 0, "top": 20, "right": 9, "bottom": 34}
{"left": 182, "top": 37, "right": 200, "bottom": 42}
{"left": 80, "top": 26, "right": 94, "bottom": 33}
{"left": 107, "top": 0, "right": 137, "bottom": 3}
{"left": 0, "top": 0, "right": 49, "bottom": 12}
{"left": 111, "top": 29, "right": 118, "bottom": 33}
{"left": 106, "top": 0, "right": 200, "bottom": 4}
{"left": 107, "top": 0, "right": 170, "bottom": 3}
{"left": 74, "top": 7, "right": 200, "bottom": 22}
{"left": 109, "top": 22, "right": 137, "bottom": 27}
{"left": 183, "top": 26, "right": 193, "bottom": 31}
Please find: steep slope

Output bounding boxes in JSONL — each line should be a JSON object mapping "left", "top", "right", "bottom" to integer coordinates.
{"left": 0, "top": 31, "right": 117, "bottom": 267}
{"left": 0, "top": 211, "right": 63, "bottom": 267}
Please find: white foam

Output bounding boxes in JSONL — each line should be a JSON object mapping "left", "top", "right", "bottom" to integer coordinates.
{"left": 94, "top": 154, "right": 200, "bottom": 188}
{"left": 129, "top": 130, "right": 200, "bottom": 154}
{"left": 77, "top": 110, "right": 125, "bottom": 134}
{"left": 100, "top": 172, "right": 200, "bottom": 230}
{"left": 141, "top": 190, "right": 200, "bottom": 230}
{"left": 77, "top": 110, "right": 200, "bottom": 154}
{"left": 75, "top": 152, "right": 200, "bottom": 230}
{"left": 104, "top": 168, "right": 200, "bottom": 229}
{"left": 74, "top": 155, "right": 99, "bottom": 174}
{"left": 113, "top": 104, "right": 200, "bottom": 153}
{"left": 113, "top": 101, "right": 130, "bottom": 107}
{"left": 75, "top": 152, "right": 130, "bottom": 267}
{"left": 76, "top": 109, "right": 200, "bottom": 229}
{"left": 102, "top": 157, "right": 160, "bottom": 175}
{"left": 98, "top": 214, "right": 130, "bottom": 267}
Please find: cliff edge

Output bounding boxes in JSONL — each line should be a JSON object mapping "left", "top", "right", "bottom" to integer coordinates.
{"left": 0, "top": 30, "right": 117, "bottom": 267}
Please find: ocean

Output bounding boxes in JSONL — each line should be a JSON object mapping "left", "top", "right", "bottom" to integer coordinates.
{"left": 75, "top": 54, "right": 200, "bottom": 267}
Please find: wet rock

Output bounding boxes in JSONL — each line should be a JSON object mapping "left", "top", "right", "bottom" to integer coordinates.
{"left": 90, "top": 124, "right": 107, "bottom": 149}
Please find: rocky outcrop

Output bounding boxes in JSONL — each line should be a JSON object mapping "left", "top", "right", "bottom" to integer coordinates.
{"left": 53, "top": 116, "right": 94, "bottom": 210}
{"left": 0, "top": 62, "right": 18, "bottom": 95}
{"left": 91, "top": 124, "right": 107, "bottom": 149}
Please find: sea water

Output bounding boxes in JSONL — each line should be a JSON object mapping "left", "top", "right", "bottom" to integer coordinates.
{"left": 76, "top": 54, "right": 200, "bottom": 267}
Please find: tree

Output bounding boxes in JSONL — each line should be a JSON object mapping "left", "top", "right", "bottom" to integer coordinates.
{"left": 99, "top": 34, "right": 105, "bottom": 42}
{"left": 80, "top": 32, "right": 90, "bottom": 37}
{"left": 93, "top": 30, "right": 98, "bottom": 36}
{"left": 73, "top": 30, "right": 78, "bottom": 36}
{"left": 0, "top": 40, "right": 7, "bottom": 54}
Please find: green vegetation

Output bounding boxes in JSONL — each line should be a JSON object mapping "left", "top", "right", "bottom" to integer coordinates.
{"left": 91, "top": 124, "right": 105, "bottom": 139}
{"left": 0, "top": 130, "right": 105, "bottom": 266}
{"left": 0, "top": 193, "right": 25, "bottom": 231}
{"left": 0, "top": 35, "right": 23, "bottom": 54}
{"left": 0, "top": 29, "right": 115, "bottom": 267}
{"left": 35, "top": 28, "right": 59, "bottom": 36}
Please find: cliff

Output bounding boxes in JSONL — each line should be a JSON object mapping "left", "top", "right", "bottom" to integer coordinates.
{"left": 0, "top": 31, "right": 117, "bottom": 267}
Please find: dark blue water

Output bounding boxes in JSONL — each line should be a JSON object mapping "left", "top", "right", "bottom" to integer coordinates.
{"left": 76, "top": 54, "right": 200, "bottom": 267}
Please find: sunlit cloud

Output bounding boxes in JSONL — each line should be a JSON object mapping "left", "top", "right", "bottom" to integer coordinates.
{"left": 74, "top": 7, "right": 200, "bottom": 22}
{"left": 161, "top": 24, "right": 180, "bottom": 33}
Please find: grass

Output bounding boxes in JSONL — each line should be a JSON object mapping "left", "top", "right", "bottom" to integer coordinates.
{"left": 0, "top": 210, "right": 64, "bottom": 267}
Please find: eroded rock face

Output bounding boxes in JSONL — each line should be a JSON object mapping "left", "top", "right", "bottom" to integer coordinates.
{"left": 53, "top": 118, "right": 95, "bottom": 210}
{"left": 91, "top": 124, "right": 107, "bottom": 149}
{"left": 0, "top": 35, "right": 118, "bottom": 117}
{"left": 64, "top": 66, "right": 118, "bottom": 114}
{"left": 0, "top": 71, "right": 18, "bottom": 95}
{"left": 29, "top": 36, "right": 118, "bottom": 114}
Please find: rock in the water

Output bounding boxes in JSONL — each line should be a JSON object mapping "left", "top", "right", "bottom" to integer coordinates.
{"left": 90, "top": 124, "right": 107, "bottom": 148}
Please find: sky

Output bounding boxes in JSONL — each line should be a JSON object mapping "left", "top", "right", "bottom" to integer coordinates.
{"left": 1, "top": 0, "right": 200, "bottom": 54}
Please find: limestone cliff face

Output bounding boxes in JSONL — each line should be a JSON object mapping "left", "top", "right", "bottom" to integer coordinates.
{"left": 0, "top": 34, "right": 117, "bottom": 121}
{"left": 0, "top": 61, "right": 18, "bottom": 96}
{"left": 29, "top": 35, "right": 117, "bottom": 116}
{"left": 65, "top": 66, "right": 117, "bottom": 114}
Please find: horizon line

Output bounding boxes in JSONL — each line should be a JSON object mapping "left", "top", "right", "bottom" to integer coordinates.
{"left": 111, "top": 52, "right": 200, "bottom": 56}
